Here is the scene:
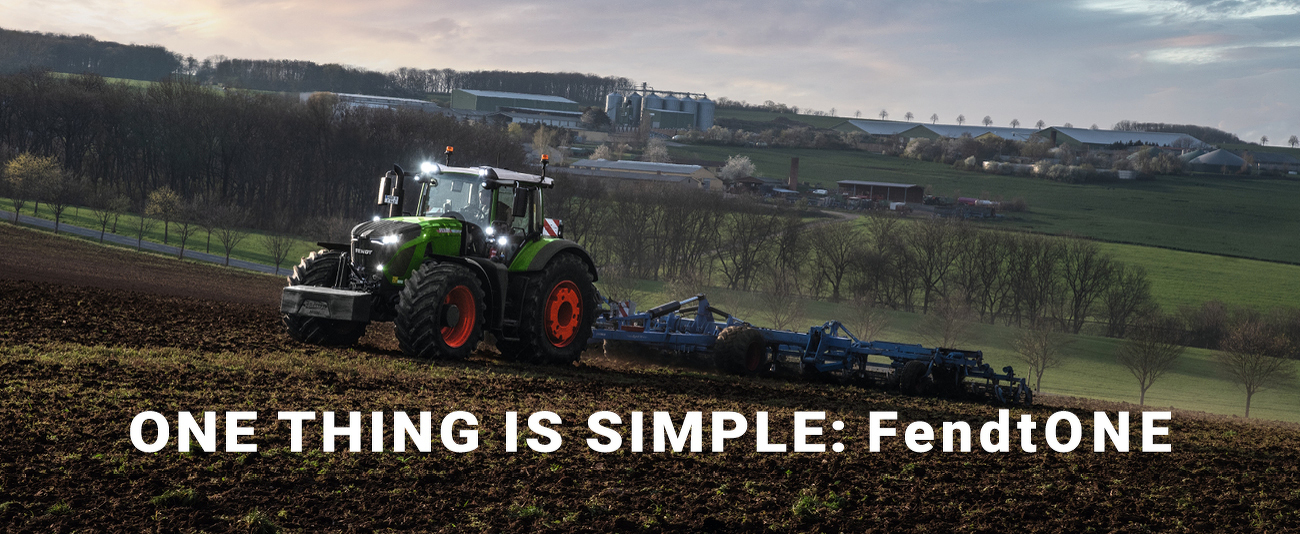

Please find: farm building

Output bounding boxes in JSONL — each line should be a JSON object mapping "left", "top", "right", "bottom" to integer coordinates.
{"left": 300, "top": 92, "right": 446, "bottom": 114}
{"left": 837, "top": 180, "right": 925, "bottom": 203}
{"left": 907, "top": 124, "right": 1039, "bottom": 141}
{"left": 832, "top": 119, "right": 923, "bottom": 137}
{"left": 1243, "top": 151, "right": 1300, "bottom": 173}
{"left": 1040, "top": 127, "right": 1208, "bottom": 149}
{"left": 1187, "top": 149, "right": 1246, "bottom": 172}
{"left": 565, "top": 159, "right": 722, "bottom": 191}
{"left": 449, "top": 89, "right": 583, "bottom": 126}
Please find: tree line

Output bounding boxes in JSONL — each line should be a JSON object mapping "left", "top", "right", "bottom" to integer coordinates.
{"left": 1, "top": 27, "right": 631, "bottom": 105}
{"left": 0, "top": 71, "right": 526, "bottom": 232}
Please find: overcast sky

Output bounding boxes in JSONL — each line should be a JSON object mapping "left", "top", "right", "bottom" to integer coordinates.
{"left": 2, "top": 0, "right": 1297, "bottom": 143}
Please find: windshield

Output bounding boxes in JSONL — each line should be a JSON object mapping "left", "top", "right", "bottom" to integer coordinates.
{"left": 419, "top": 173, "right": 491, "bottom": 228}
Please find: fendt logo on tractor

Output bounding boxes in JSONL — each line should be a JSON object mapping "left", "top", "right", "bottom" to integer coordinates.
{"left": 281, "top": 148, "right": 598, "bottom": 363}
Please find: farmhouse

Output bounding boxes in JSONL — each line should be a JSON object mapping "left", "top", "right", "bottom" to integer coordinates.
{"left": 565, "top": 159, "right": 722, "bottom": 191}
{"left": 837, "top": 180, "right": 925, "bottom": 203}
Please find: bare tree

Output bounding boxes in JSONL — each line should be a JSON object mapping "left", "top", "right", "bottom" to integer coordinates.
{"left": 38, "top": 170, "right": 82, "bottom": 234}
{"left": 1102, "top": 264, "right": 1154, "bottom": 338}
{"left": 1116, "top": 314, "right": 1185, "bottom": 405}
{"left": 1013, "top": 319, "right": 1071, "bottom": 393}
{"left": 758, "top": 268, "right": 805, "bottom": 331}
{"left": 904, "top": 111, "right": 914, "bottom": 122}
{"left": 848, "top": 293, "right": 889, "bottom": 342}
{"left": 1036, "top": 119, "right": 1046, "bottom": 129}
{"left": 259, "top": 219, "right": 298, "bottom": 275}
{"left": 1259, "top": 135, "right": 1268, "bottom": 145}
{"left": 88, "top": 190, "right": 117, "bottom": 242}
{"left": 172, "top": 200, "right": 204, "bottom": 259}
{"left": 917, "top": 290, "right": 974, "bottom": 349}
{"left": 1058, "top": 239, "right": 1116, "bottom": 334}
{"left": 854, "top": 110, "right": 862, "bottom": 118}
{"left": 213, "top": 204, "right": 250, "bottom": 266}
{"left": 956, "top": 115, "right": 966, "bottom": 126}
{"left": 132, "top": 201, "right": 160, "bottom": 251}
{"left": 1216, "top": 321, "right": 1296, "bottom": 418}
{"left": 1063, "top": 122, "right": 1073, "bottom": 128}
{"left": 879, "top": 109, "right": 888, "bottom": 120}
{"left": 930, "top": 113, "right": 938, "bottom": 124}
{"left": 808, "top": 221, "right": 863, "bottom": 302}
{"left": 981, "top": 116, "right": 993, "bottom": 127}
{"left": 1289, "top": 135, "right": 1298, "bottom": 148}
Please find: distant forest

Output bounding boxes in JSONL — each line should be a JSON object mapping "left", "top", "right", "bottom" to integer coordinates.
{"left": 0, "top": 27, "right": 631, "bottom": 104}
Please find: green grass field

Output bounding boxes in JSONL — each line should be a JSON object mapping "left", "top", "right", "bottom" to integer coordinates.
{"left": 670, "top": 144, "right": 1300, "bottom": 264}
{"left": 713, "top": 108, "right": 847, "bottom": 129}
{"left": 616, "top": 280, "right": 1300, "bottom": 422}
{"left": 0, "top": 198, "right": 317, "bottom": 273}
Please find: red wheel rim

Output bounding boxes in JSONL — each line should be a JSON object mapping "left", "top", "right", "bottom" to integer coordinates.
{"left": 544, "top": 281, "right": 581, "bottom": 347}
{"left": 441, "top": 285, "right": 475, "bottom": 348}
{"left": 745, "top": 341, "right": 764, "bottom": 372}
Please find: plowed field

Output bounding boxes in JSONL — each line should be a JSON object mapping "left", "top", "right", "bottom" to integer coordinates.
{"left": 2, "top": 223, "right": 1299, "bottom": 533}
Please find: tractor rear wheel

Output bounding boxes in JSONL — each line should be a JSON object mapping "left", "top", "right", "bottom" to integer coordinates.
{"left": 395, "top": 262, "right": 485, "bottom": 360}
{"left": 502, "top": 254, "right": 596, "bottom": 365}
{"left": 283, "top": 250, "right": 367, "bottom": 346}
{"left": 715, "top": 325, "right": 767, "bottom": 376}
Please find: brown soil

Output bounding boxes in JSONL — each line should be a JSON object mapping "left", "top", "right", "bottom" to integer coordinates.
{"left": 2, "top": 222, "right": 1299, "bottom": 533}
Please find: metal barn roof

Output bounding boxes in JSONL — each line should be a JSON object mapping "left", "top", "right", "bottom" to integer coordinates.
{"left": 837, "top": 120, "right": 922, "bottom": 136}
{"left": 1049, "top": 127, "right": 1208, "bottom": 148}
{"left": 570, "top": 159, "right": 705, "bottom": 175}
{"left": 838, "top": 180, "right": 920, "bottom": 188}
{"left": 456, "top": 89, "right": 578, "bottom": 104}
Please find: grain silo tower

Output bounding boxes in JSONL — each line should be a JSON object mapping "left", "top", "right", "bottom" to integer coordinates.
{"left": 642, "top": 92, "right": 663, "bottom": 113}
{"left": 662, "top": 94, "right": 681, "bottom": 112}
{"left": 626, "top": 92, "right": 642, "bottom": 124}
{"left": 680, "top": 95, "right": 697, "bottom": 118}
{"left": 696, "top": 95, "right": 715, "bottom": 130}
{"left": 605, "top": 92, "right": 623, "bottom": 124}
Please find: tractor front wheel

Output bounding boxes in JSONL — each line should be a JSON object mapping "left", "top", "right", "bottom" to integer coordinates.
{"left": 503, "top": 254, "right": 596, "bottom": 365}
{"left": 395, "top": 262, "right": 485, "bottom": 360}
{"left": 282, "top": 250, "right": 367, "bottom": 346}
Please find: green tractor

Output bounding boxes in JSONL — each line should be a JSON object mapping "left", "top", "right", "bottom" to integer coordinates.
{"left": 280, "top": 151, "right": 599, "bottom": 363}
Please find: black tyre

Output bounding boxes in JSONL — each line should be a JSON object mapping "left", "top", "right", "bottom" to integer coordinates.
{"left": 394, "top": 262, "right": 485, "bottom": 360}
{"left": 503, "top": 254, "right": 597, "bottom": 365}
{"left": 715, "top": 325, "right": 767, "bottom": 376}
{"left": 898, "top": 361, "right": 931, "bottom": 396}
{"left": 283, "top": 250, "right": 367, "bottom": 346}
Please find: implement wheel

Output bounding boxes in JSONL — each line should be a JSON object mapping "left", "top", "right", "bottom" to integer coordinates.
{"left": 715, "top": 325, "right": 767, "bottom": 376}
{"left": 395, "top": 262, "right": 485, "bottom": 360}
{"left": 503, "top": 254, "right": 597, "bottom": 365}
{"left": 899, "top": 361, "right": 932, "bottom": 396}
{"left": 282, "top": 250, "right": 367, "bottom": 347}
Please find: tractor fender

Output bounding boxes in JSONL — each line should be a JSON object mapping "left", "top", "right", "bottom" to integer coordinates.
{"left": 512, "top": 239, "right": 598, "bottom": 282}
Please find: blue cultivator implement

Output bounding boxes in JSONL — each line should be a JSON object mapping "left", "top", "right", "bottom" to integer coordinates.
{"left": 592, "top": 294, "right": 1033, "bottom": 406}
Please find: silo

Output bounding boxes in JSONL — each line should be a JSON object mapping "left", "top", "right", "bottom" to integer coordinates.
{"left": 662, "top": 94, "right": 681, "bottom": 112}
{"left": 680, "top": 96, "right": 698, "bottom": 129}
{"left": 642, "top": 92, "right": 663, "bottom": 113}
{"left": 605, "top": 92, "right": 623, "bottom": 124}
{"left": 626, "top": 92, "right": 643, "bottom": 124}
{"left": 696, "top": 96, "right": 715, "bottom": 130}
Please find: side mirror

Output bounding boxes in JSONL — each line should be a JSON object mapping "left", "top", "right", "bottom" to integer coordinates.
{"left": 512, "top": 187, "right": 532, "bottom": 216}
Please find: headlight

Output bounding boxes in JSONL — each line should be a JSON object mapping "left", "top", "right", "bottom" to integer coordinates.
{"left": 496, "top": 236, "right": 509, "bottom": 246}
{"left": 420, "top": 161, "right": 436, "bottom": 174}
{"left": 485, "top": 226, "right": 496, "bottom": 236}
{"left": 381, "top": 235, "right": 401, "bottom": 245}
